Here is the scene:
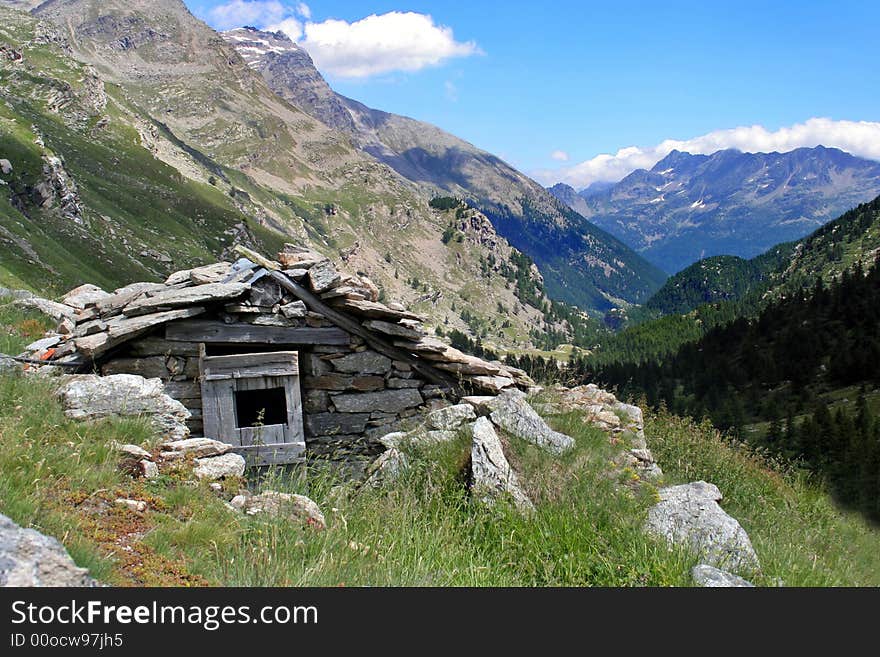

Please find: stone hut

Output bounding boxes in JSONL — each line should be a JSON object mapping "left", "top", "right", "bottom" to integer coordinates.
{"left": 30, "top": 245, "right": 532, "bottom": 473}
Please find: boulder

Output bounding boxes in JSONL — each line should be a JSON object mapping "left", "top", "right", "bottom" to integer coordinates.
{"left": 58, "top": 375, "right": 190, "bottom": 442}
{"left": 162, "top": 438, "right": 231, "bottom": 460}
{"left": 230, "top": 492, "right": 326, "bottom": 529}
{"left": 0, "top": 159, "right": 11, "bottom": 175}
{"left": 645, "top": 482, "right": 760, "bottom": 574}
{"left": 426, "top": 404, "right": 477, "bottom": 431}
{"left": 0, "top": 513, "right": 98, "bottom": 586}
{"left": 470, "top": 417, "right": 533, "bottom": 512}
{"left": 488, "top": 390, "right": 574, "bottom": 455}
{"left": 692, "top": 564, "right": 755, "bottom": 588}
{"left": 194, "top": 453, "right": 246, "bottom": 481}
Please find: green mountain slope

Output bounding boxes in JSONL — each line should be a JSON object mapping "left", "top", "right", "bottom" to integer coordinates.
{"left": 0, "top": 3, "right": 571, "bottom": 350}
{"left": 221, "top": 26, "right": 666, "bottom": 312}
{"left": 645, "top": 194, "right": 880, "bottom": 318}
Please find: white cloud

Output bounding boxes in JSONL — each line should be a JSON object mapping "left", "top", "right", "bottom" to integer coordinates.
{"left": 550, "top": 150, "right": 569, "bottom": 162}
{"left": 208, "top": 0, "right": 287, "bottom": 31}
{"left": 537, "top": 118, "right": 880, "bottom": 189}
{"left": 269, "top": 17, "right": 303, "bottom": 41}
{"left": 293, "top": 12, "right": 481, "bottom": 78}
{"left": 209, "top": 4, "right": 481, "bottom": 78}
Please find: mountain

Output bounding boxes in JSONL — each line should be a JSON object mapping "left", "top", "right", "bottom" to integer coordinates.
{"left": 221, "top": 26, "right": 666, "bottom": 311}
{"left": 646, "top": 194, "right": 880, "bottom": 317}
{"left": 551, "top": 147, "right": 880, "bottom": 273}
{"left": 0, "top": 1, "right": 561, "bottom": 349}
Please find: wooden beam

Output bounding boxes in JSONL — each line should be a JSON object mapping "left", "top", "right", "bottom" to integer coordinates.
{"left": 265, "top": 271, "right": 459, "bottom": 390}
{"left": 165, "top": 321, "right": 349, "bottom": 346}
{"left": 231, "top": 444, "right": 306, "bottom": 467}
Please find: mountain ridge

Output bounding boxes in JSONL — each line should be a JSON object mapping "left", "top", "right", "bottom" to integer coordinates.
{"left": 550, "top": 146, "right": 880, "bottom": 273}
{"left": 220, "top": 25, "right": 667, "bottom": 311}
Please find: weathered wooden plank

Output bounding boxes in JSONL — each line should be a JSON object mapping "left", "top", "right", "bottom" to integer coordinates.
{"left": 164, "top": 380, "right": 201, "bottom": 400}
{"left": 127, "top": 337, "right": 201, "bottom": 357}
{"left": 165, "top": 321, "right": 349, "bottom": 346}
{"left": 75, "top": 307, "right": 206, "bottom": 358}
{"left": 284, "top": 376, "right": 305, "bottom": 446}
{"left": 201, "top": 378, "right": 238, "bottom": 446}
{"left": 264, "top": 271, "right": 457, "bottom": 389}
{"left": 238, "top": 424, "right": 287, "bottom": 447}
{"left": 231, "top": 444, "right": 306, "bottom": 467}
{"left": 202, "top": 351, "right": 299, "bottom": 381}
{"left": 123, "top": 282, "right": 249, "bottom": 317}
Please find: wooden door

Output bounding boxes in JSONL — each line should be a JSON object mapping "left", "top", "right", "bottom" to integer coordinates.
{"left": 200, "top": 350, "right": 306, "bottom": 466}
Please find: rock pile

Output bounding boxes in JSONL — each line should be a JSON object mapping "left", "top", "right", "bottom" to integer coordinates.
{"left": 23, "top": 245, "right": 534, "bottom": 399}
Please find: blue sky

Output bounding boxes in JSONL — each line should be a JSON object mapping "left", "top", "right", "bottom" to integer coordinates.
{"left": 186, "top": 1, "right": 880, "bottom": 187}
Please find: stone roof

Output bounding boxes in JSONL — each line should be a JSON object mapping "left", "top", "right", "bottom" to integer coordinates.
{"left": 27, "top": 244, "right": 533, "bottom": 396}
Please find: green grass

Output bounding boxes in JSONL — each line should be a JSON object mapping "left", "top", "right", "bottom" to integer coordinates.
{"left": 2, "top": 366, "right": 880, "bottom": 586}
{"left": 0, "top": 298, "right": 55, "bottom": 355}
{"left": 647, "top": 409, "right": 880, "bottom": 586}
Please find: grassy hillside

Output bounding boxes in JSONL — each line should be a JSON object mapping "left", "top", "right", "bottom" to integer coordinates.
{"left": 0, "top": 333, "right": 878, "bottom": 585}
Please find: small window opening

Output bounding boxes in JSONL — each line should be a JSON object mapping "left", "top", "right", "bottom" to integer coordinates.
{"left": 235, "top": 388, "right": 287, "bottom": 428}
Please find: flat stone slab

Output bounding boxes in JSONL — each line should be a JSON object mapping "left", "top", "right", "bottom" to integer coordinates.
{"left": 470, "top": 417, "right": 534, "bottom": 512}
{"left": 426, "top": 404, "right": 477, "bottom": 431}
{"left": 331, "top": 351, "right": 392, "bottom": 374}
{"left": 333, "top": 388, "right": 423, "bottom": 414}
{"left": 488, "top": 390, "right": 574, "bottom": 455}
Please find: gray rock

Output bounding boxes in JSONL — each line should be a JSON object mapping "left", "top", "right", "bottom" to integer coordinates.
{"left": 113, "top": 442, "right": 152, "bottom": 460}
{"left": 426, "top": 404, "right": 477, "bottom": 431}
{"left": 333, "top": 388, "right": 423, "bottom": 414}
{"left": 61, "top": 284, "right": 110, "bottom": 309}
{"left": 0, "top": 355, "right": 20, "bottom": 374}
{"left": 692, "top": 564, "right": 755, "bottom": 588}
{"left": 0, "top": 159, "right": 11, "bottom": 175}
{"left": 0, "top": 513, "right": 97, "bottom": 587}
{"left": 194, "top": 453, "right": 246, "bottom": 480}
{"left": 470, "top": 417, "right": 534, "bottom": 512}
{"left": 58, "top": 375, "right": 191, "bottom": 442}
{"left": 378, "top": 432, "right": 408, "bottom": 449}
{"left": 162, "top": 438, "right": 231, "bottom": 459}
{"left": 488, "top": 390, "right": 574, "bottom": 455}
{"left": 365, "top": 448, "right": 407, "bottom": 486}
{"left": 26, "top": 336, "right": 61, "bottom": 352}
{"left": 139, "top": 460, "right": 159, "bottom": 479}
{"left": 280, "top": 301, "right": 308, "bottom": 319}
{"left": 308, "top": 260, "right": 342, "bottom": 294}
{"left": 645, "top": 482, "right": 760, "bottom": 574}
{"left": 331, "top": 350, "right": 392, "bottom": 374}
{"left": 230, "top": 492, "right": 326, "bottom": 529}
{"left": 15, "top": 297, "right": 76, "bottom": 320}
